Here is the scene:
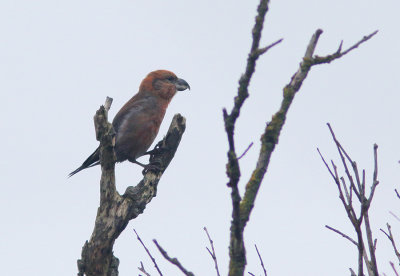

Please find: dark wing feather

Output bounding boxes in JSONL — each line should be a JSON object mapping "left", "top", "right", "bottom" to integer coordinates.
{"left": 68, "top": 147, "right": 100, "bottom": 177}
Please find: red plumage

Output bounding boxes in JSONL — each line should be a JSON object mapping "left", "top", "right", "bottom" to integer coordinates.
{"left": 69, "top": 70, "right": 190, "bottom": 177}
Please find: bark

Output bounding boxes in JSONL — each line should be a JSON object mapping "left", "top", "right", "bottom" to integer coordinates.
{"left": 77, "top": 100, "right": 186, "bottom": 276}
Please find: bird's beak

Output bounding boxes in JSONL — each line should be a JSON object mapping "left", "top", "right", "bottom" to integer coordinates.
{"left": 175, "top": 78, "right": 190, "bottom": 91}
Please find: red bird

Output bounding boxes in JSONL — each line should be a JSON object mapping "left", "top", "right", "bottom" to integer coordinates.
{"left": 69, "top": 70, "right": 190, "bottom": 177}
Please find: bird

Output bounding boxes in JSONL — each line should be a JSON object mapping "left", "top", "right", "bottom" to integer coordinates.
{"left": 69, "top": 70, "right": 190, "bottom": 177}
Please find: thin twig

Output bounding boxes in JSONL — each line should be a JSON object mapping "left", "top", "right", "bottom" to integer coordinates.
{"left": 316, "top": 148, "right": 336, "bottom": 180}
{"left": 134, "top": 229, "right": 163, "bottom": 276}
{"left": 254, "top": 244, "right": 267, "bottom": 276}
{"left": 390, "top": 211, "right": 400, "bottom": 223}
{"left": 340, "top": 31, "right": 379, "bottom": 56}
{"left": 367, "top": 144, "right": 380, "bottom": 205}
{"left": 317, "top": 149, "right": 352, "bottom": 220}
{"left": 380, "top": 224, "right": 400, "bottom": 264}
{"left": 321, "top": 125, "right": 381, "bottom": 276}
{"left": 391, "top": 261, "right": 400, "bottom": 276}
{"left": 138, "top": 261, "right": 152, "bottom": 276}
{"left": 325, "top": 225, "right": 358, "bottom": 246}
{"left": 238, "top": 142, "right": 254, "bottom": 160}
{"left": 254, "top": 38, "right": 283, "bottom": 57}
{"left": 311, "top": 30, "right": 378, "bottom": 65}
{"left": 203, "top": 227, "right": 221, "bottom": 276}
{"left": 153, "top": 240, "right": 194, "bottom": 276}
{"left": 395, "top": 189, "right": 400, "bottom": 200}
{"left": 327, "top": 123, "right": 361, "bottom": 201}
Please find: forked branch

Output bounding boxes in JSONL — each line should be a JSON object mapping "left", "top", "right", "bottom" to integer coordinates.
{"left": 204, "top": 227, "right": 221, "bottom": 276}
{"left": 225, "top": 14, "right": 377, "bottom": 276}
{"left": 380, "top": 224, "right": 400, "bottom": 265}
{"left": 318, "top": 125, "right": 380, "bottom": 276}
{"left": 77, "top": 98, "right": 186, "bottom": 276}
{"left": 134, "top": 229, "right": 163, "bottom": 276}
{"left": 153, "top": 240, "right": 194, "bottom": 276}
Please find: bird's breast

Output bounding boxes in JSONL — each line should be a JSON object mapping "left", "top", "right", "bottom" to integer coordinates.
{"left": 114, "top": 104, "right": 166, "bottom": 161}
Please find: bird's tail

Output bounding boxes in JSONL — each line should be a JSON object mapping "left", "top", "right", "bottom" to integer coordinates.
{"left": 68, "top": 147, "right": 100, "bottom": 177}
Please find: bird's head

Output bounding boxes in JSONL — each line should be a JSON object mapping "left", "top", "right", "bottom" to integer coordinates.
{"left": 139, "top": 70, "right": 190, "bottom": 101}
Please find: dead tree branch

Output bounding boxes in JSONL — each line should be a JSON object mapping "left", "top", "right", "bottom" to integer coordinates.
{"left": 318, "top": 125, "right": 380, "bottom": 276}
{"left": 153, "top": 240, "right": 194, "bottom": 276}
{"left": 204, "top": 227, "right": 221, "bottom": 276}
{"left": 138, "top": 262, "right": 152, "bottom": 276}
{"left": 77, "top": 98, "right": 186, "bottom": 276}
{"left": 325, "top": 224, "right": 372, "bottom": 274}
{"left": 395, "top": 189, "right": 400, "bottom": 200}
{"left": 391, "top": 262, "right": 400, "bottom": 276}
{"left": 237, "top": 142, "right": 254, "bottom": 160}
{"left": 254, "top": 245, "right": 267, "bottom": 276}
{"left": 380, "top": 224, "right": 400, "bottom": 265}
{"left": 390, "top": 211, "right": 400, "bottom": 223}
{"left": 223, "top": 1, "right": 376, "bottom": 273}
{"left": 325, "top": 225, "right": 358, "bottom": 247}
{"left": 134, "top": 229, "right": 163, "bottom": 276}
{"left": 311, "top": 31, "right": 378, "bottom": 65}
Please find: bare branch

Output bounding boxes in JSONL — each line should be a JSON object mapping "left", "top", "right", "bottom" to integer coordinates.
{"left": 363, "top": 212, "right": 379, "bottom": 275}
{"left": 327, "top": 123, "right": 361, "bottom": 201}
{"left": 138, "top": 262, "right": 152, "bottom": 276}
{"left": 223, "top": 2, "right": 377, "bottom": 275}
{"left": 239, "top": 27, "right": 325, "bottom": 242}
{"left": 395, "top": 189, "right": 400, "bottom": 200}
{"left": 380, "top": 224, "right": 400, "bottom": 264}
{"left": 367, "top": 144, "right": 380, "bottom": 205}
{"left": 153, "top": 240, "right": 194, "bottom": 276}
{"left": 325, "top": 225, "right": 358, "bottom": 246}
{"left": 203, "top": 227, "right": 221, "bottom": 276}
{"left": 104, "top": 96, "right": 113, "bottom": 112}
{"left": 253, "top": 38, "right": 283, "bottom": 57}
{"left": 321, "top": 125, "right": 381, "bottom": 276}
{"left": 360, "top": 145, "right": 380, "bottom": 275}
{"left": 311, "top": 30, "right": 378, "bottom": 65}
{"left": 341, "top": 31, "right": 378, "bottom": 55}
{"left": 238, "top": 142, "right": 254, "bottom": 160}
{"left": 316, "top": 148, "right": 336, "bottom": 180}
{"left": 390, "top": 211, "right": 400, "bottom": 223}
{"left": 225, "top": 1, "right": 273, "bottom": 274}
{"left": 304, "top": 29, "right": 323, "bottom": 58}
{"left": 391, "top": 262, "right": 400, "bottom": 276}
{"left": 227, "top": 27, "right": 377, "bottom": 276}
{"left": 134, "top": 229, "right": 163, "bottom": 276}
{"left": 254, "top": 244, "right": 268, "bottom": 276}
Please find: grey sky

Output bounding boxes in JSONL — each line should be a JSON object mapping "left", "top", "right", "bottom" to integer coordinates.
{"left": 1, "top": 0, "right": 399, "bottom": 275}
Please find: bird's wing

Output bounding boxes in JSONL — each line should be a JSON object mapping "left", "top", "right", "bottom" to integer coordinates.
{"left": 112, "top": 97, "right": 147, "bottom": 132}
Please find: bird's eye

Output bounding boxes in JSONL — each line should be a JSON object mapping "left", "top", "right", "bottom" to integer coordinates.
{"left": 167, "top": 76, "right": 175, "bottom": 82}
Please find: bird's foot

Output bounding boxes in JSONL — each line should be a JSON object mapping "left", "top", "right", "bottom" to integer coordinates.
{"left": 131, "top": 160, "right": 162, "bottom": 175}
{"left": 141, "top": 163, "right": 162, "bottom": 175}
{"left": 144, "top": 145, "right": 166, "bottom": 157}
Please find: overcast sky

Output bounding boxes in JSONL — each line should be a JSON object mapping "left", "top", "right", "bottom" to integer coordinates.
{"left": 1, "top": 0, "right": 400, "bottom": 275}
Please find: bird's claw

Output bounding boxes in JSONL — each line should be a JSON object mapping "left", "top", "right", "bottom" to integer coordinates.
{"left": 141, "top": 162, "right": 162, "bottom": 175}
{"left": 145, "top": 146, "right": 165, "bottom": 157}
